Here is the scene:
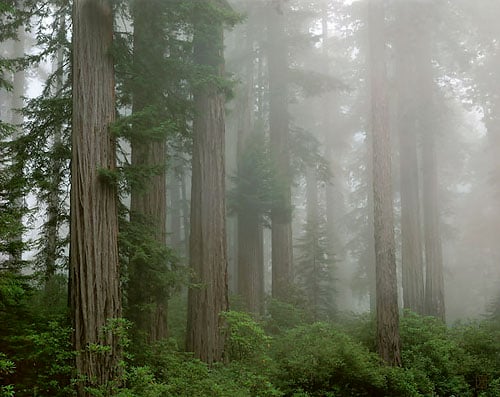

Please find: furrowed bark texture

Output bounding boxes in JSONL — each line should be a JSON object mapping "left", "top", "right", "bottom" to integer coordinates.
{"left": 268, "top": 2, "right": 293, "bottom": 300}
{"left": 70, "top": 0, "right": 121, "bottom": 394}
{"left": 368, "top": 0, "right": 401, "bottom": 367}
{"left": 186, "top": 2, "right": 228, "bottom": 364}
{"left": 128, "top": 0, "right": 168, "bottom": 344}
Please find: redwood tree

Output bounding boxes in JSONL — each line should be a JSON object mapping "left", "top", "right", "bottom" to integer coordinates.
{"left": 186, "top": 0, "right": 229, "bottom": 364}
{"left": 267, "top": 0, "right": 293, "bottom": 300}
{"left": 368, "top": 0, "right": 401, "bottom": 366}
{"left": 394, "top": 1, "right": 425, "bottom": 315}
{"left": 127, "top": 0, "right": 169, "bottom": 346}
{"left": 70, "top": 0, "right": 122, "bottom": 393}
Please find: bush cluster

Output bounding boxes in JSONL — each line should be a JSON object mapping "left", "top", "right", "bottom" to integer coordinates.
{"left": 5, "top": 286, "right": 500, "bottom": 396}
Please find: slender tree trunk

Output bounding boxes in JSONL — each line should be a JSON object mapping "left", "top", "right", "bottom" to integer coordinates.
{"left": 45, "top": 14, "right": 66, "bottom": 282}
{"left": 395, "top": 2, "right": 425, "bottom": 314}
{"left": 181, "top": 169, "right": 190, "bottom": 257}
{"left": 168, "top": 167, "right": 183, "bottom": 253}
{"left": 70, "top": 0, "right": 122, "bottom": 393}
{"left": 305, "top": 165, "right": 320, "bottom": 320}
{"left": 9, "top": 21, "right": 25, "bottom": 265}
{"left": 268, "top": 1, "right": 293, "bottom": 300}
{"left": 186, "top": 1, "right": 228, "bottom": 364}
{"left": 422, "top": 129, "right": 445, "bottom": 321}
{"left": 368, "top": 0, "right": 401, "bottom": 366}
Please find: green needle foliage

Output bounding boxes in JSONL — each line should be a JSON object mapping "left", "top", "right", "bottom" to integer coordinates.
{"left": 295, "top": 214, "right": 336, "bottom": 322}
{"left": 228, "top": 132, "right": 276, "bottom": 224}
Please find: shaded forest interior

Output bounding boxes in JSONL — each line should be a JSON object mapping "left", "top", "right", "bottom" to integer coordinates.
{"left": 2, "top": 0, "right": 500, "bottom": 396}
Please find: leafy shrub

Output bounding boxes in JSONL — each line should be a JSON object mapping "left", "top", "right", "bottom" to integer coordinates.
{"left": 264, "top": 298, "right": 309, "bottom": 334}
{"left": 125, "top": 338, "right": 277, "bottom": 396}
{"left": 222, "top": 310, "right": 270, "bottom": 362}
{"left": 479, "top": 378, "right": 500, "bottom": 397}
{"left": 269, "top": 322, "right": 387, "bottom": 396}
{"left": 453, "top": 319, "right": 500, "bottom": 395}
{"left": 400, "top": 311, "right": 472, "bottom": 396}
{"left": 0, "top": 352, "right": 15, "bottom": 397}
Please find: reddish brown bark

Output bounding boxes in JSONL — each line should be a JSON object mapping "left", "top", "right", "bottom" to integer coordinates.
{"left": 368, "top": 0, "right": 401, "bottom": 367}
{"left": 186, "top": 1, "right": 229, "bottom": 364}
{"left": 395, "top": 2, "right": 425, "bottom": 315}
{"left": 267, "top": 2, "right": 293, "bottom": 300}
{"left": 70, "top": 0, "right": 122, "bottom": 393}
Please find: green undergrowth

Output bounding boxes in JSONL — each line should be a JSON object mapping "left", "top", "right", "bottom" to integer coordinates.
{"left": 4, "top": 285, "right": 500, "bottom": 396}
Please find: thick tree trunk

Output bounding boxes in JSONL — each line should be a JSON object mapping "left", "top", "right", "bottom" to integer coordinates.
{"left": 413, "top": 12, "right": 446, "bottom": 322}
{"left": 237, "top": 214, "right": 264, "bottom": 314}
{"left": 186, "top": 1, "right": 228, "bottom": 364}
{"left": 368, "top": 0, "right": 401, "bottom": 366}
{"left": 127, "top": 0, "right": 169, "bottom": 344}
{"left": 395, "top": 3, "right": 425, "bottom": 314}
{"left": 268, "top": 2, "right": 293, "bottom": 300}
{"left": 70, "top": 0, "right": 122, "bottom": 394}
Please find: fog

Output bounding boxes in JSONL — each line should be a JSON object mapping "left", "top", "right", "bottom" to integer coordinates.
{"left": 222, "top": 0, "right": 500, "bottom": 322}
{"left": 2, "top": 0, "right": 500, "bottom": 324}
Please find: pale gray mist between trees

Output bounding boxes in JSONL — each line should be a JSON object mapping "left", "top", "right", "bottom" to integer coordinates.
{"left": 1, "top": 0, "right": 500, "bottom": 394}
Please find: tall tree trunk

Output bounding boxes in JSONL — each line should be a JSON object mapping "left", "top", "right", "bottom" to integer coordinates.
{"left": 237, "top": 213, "right": 264, "bottom": 314}
{"left": 235, "top": 20, "right": 264, "bottom": 314}
{"left": 305, "top": 165, "right": 320, "bottom": 320}
{"left": 9, "top": 20, "right": 25, "bottom": 265}
{"left": 168, "top": 167, "right": 183, "bottom": 254}
{"left": 181, "top": 168, "right": 190, "bottom": 257}
{"left": 395, "top": 2, "right": 425, "bottom": 314}
{"left": 422, "top": 128, "right": 445, "bottom": 321}
{"left": 413, "top": 10, "right": 446, "bottom": 321}
{"left": 186, "top": 1, "right": 228, "bottom": 364}
{"left": 70, "top": 0, "right": 122, "bottom": 393}
{"left": 45, "top": 13, "right": 65, "bottom": 282}
{"left": 368, "top": 0, "right": 401, "bottom": 366}
{"left": 268, "top": 1, "right": 293, "bottom": 300}
{"left": 127, "top": 0, "right": 168, "bottom": 344}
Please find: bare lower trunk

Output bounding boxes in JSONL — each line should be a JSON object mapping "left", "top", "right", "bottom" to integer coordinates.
{"left": 238, "top": 214, "right": 264, "bottom": 314}
{"left": 186, "top": 3, "right": 228, "bottom": 364}
{"left": 169, "top": 168, "right": 183, "bottom": 253}
{"left": 70, "top": 1, "right": 122, "bottom": 394}
{"left": 306, "top": 166, "right": 319, "bottom": 320}
{"left": 181, "top": 170, "right": 190, "bottom": 257}
{"left": 423, "top": 131, "right": 445, "bottom": 321}
{"left": 368, "top": 0, "right": 401, "bottom": 367}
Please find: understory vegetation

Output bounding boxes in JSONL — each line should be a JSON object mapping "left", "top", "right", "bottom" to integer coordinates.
{"left": 2, "top": 276, "right": 500, "bottom": 397}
